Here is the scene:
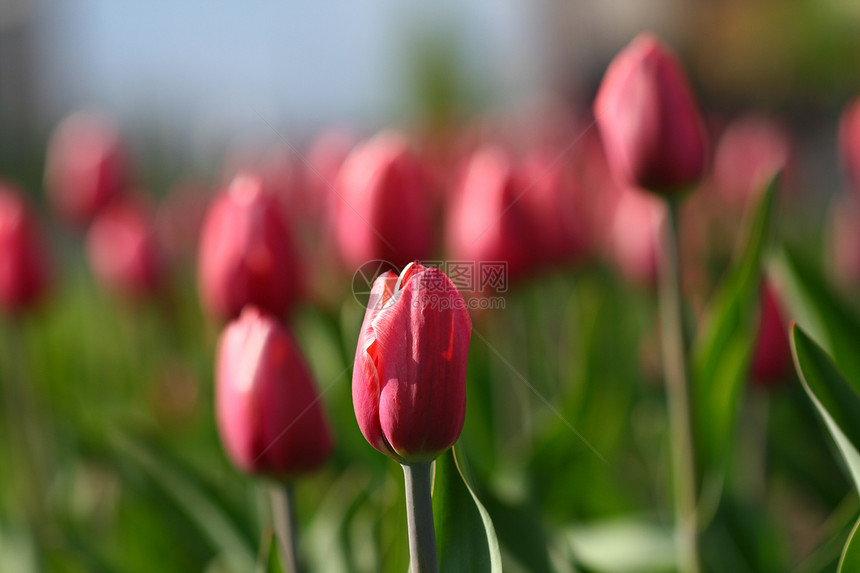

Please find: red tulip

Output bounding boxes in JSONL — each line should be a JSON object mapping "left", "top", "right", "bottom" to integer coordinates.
{"left": 44, "top": 112, "right": 127, "bottom": 224}
{"left": 198, "top": 173, "right": 301, "bottom": 321}
{"left": 607, "top": 187, "right": 665, "bottom": 286}
{"left": 712, "top": 115, "right": 791, "bottom": 209}
{"left": 87, "top": 197, "right": 163, "bottom": 300}
{"left": 0, "top": 184, "right": 50, "bottom": 312}
{"left": 827, "top": 194, "right": 860, "bottom": 290}
{"left": 216, "top": 307, "right": 333, "bottom": 477}
{"left": 446, "top": 146, "right": 532, "bottom": 280}
{"left": 840, "top": 97, "right": 860, "bottom": 195}
{"left": 594, "top": 33, "right": 708, "bottom": 196}
{"left": 751, "top": 281, "right": 791, "bottom": 386}
{"left": 334, "top": 132, "right": 433, "bottom": 270}
{"left": 353, "top": 263, "right": 471, "bottom": 462}
{"left": 519, "top": 148, "right": 591, "bottom": 266}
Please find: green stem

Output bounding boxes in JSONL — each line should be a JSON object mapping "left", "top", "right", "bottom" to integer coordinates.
{"left": 402, "top": 462, "right": 439, "bottom": 573}
{"left": 658, "top": 200, "right": 700, "bottom": 573}
{"left": 270, "top": 482, "right": 302, "bottom": 573}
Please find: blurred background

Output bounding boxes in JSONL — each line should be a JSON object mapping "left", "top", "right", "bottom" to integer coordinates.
{"left": 2, "top": 1, "right": 860, "bottom": 572}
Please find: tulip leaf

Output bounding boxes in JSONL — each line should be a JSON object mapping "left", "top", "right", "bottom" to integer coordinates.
{"left": 564, "top": 518, "right": 675, "bottom": 572}
{"left": 112, "top": 435, "right": 257, "bottom": 573}
{"left": 840, "top": 517, "right": 860, "bottom": 573}
{"left": 691, "top": 174, "right": 777, "bottom": 482}
{"left": 791, "top": 324, "right": 860, "bottom": 493}
{"left": 433, "top": 446, "right": 502, "bottom": 573}
{"left": 771, "top": 247, "right": 860, "bottom": 389}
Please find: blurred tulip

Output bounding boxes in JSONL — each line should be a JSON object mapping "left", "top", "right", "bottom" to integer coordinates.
{"left": 712, "top": 115, "right": 791, "bottom": 209}
{"left": 334, "top": 132, "right": 433, "bottom": 270}
{"left": 447, "top": 146, "right": 532, "bottom": 280}
{"left": 751, "top": 281, "right": 791, "bottom": 387}
{"left": 198, "top": 173, "right": 301, "bottom": 321}
{"left": 839, "top": 97, "right": 860, "bottom": 195}
{"left": 594, "top": 33, "right": 708, "bottom": 196}
{"left": 827, "top": 194, "right": 860, "bottom": 290}
{"left": 353, "top": 263, "right": 471, "bottom": 463}
{"left": 44, "top": 112, "right": 127, "bottom": 224}
{"left": 0, "top": 184, "right": 50, "bottom": 312}
{"left": 520, "top": 148, "right": 591, "bottom": 266}
{"left": 216, "top": 307, "right": 333, "bottom": 477}
{"left": 608, "top": 188, "right": 665, "bottom": 286}
{"left": 156, "top": 181, "right": 211, "bottom": 265}
{"left": 87, "top": 197, "right": 163, "bottom": 300}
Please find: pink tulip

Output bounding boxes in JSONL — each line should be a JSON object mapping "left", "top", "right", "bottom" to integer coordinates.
{"left": 44, "top": 112, "right": 127, "bottom": 224}
{"left": 751, "top": 281, "right": 791, "bottom": 387}
{"left": 0, "top": 184, "right": 50, "bottom": 312}
{"left": 87, "top": 197, "right": 163, "bottom": 300}
{"left": 198, "top": 174, "right": 301, "bottom": 321}
{"left": 334, "top": 132, "right": 433, "bottom": 270}
{"left": 712, "top": 115, "right": 791, "bottom": 209}
{"left": 519, "top": 148, "right": 591, "bottom": 266}
{"left": 594, "top": 33, "right": 708, "bottom": 195}
{"left": 840, "top": 97, "right": 860, "bottom": 195}
{"left": 608, "top": 187, "right": 665, "bottom": 286}
{"left": 446, "top": 146, "right": 532, "bottom": 280}
{"left": 827, "top": 194, "right": 860, "bottom": 290}
{"left": 216, "top": 307, "right": 333, "bottom": 477}
{"left": 353, "top": 263, "right": 471, "bottom": 462}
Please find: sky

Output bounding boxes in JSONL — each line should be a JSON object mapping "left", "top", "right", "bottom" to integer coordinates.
{"left": 33, "top": 0, "right": 543, "bottom": 141}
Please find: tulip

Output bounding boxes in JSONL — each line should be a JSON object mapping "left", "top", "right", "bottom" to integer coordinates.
{"left": 594, "top": 33, "right": 708, "bottom": 196}
{"left": 198, "top": 173, "right": 301, "bottom": 321}
{"left": 216, "top": 306, "right": 333, "bottom": 477}
{"left": 334, "top": 132, "right": 433, "bottom": 270}
{"left": 156, "top": 181, "right": 211, "bottom": 266}
{"left": 827, "top": 194, "right": 860, "bottom": 291}
{"left": 0, "top": 184, "right": 50, "bottom": 312}
{"left": 519, "top": 148, "right": 591, "bottom": 266}
{"left": 44, "top": 112, "right": 127, "bottom": 224}
{"left": 353, "top": 262, "right": 471, "bottom": 463}
{"left": 446, "top": 146, "right": 533, "bottom": 281}
{"left": 712, "top": 115, "right": 791, "bottom": 209}
{"left": 87, "top": 197, "right": 163, "bottom": 300}
{"left": 751, "top": 281, "right": 791, "bottom": 387}
{"left": 608, "top": 188, "right": 665, "bottom": 286}
{"left": 840, "top": 97, "right": 860, "bottom": 195}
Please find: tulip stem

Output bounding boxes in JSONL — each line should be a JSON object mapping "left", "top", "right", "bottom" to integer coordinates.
{"left": 270, "top": 482, "right": 302, "bottom": 573}
{"left": 402, "top": 462, "right": 439, "bottom": 573}
{"left": 659, "top": 200, "right": 700, "bottom": 573}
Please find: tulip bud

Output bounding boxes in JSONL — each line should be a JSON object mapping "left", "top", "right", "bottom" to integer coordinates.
{"left": 0, "top": 184, "right": 50, "bottom": 312}
{"left": 334, "top": 132, "right": 433, "bottom": 270}
{"left": 607, "top": 188, "right": 665, "bottom": 286}
{"left": 840, "top": 97, "right": 860, "bottom": 195}
{"left": 44, "top": 112, "right": 127, "bottom": 224}
{"left": 446, "top": 146, "right": 533, "bottom": 280}
{"left": 198, "top": 174, "right": 301, "bottom": 321}
{"left": 216, "top": 307, "right": 333, "bottom": 477}
{"left": 751, "top": 281, "right": 791, "bottom": 387}
{"left": 712, "top": 115, "right": 791, "bottom": 209}
{"left": 594, "top": 33, "right": 708, "bottom": 196}
{"left": 826, "top": 194, "right": 860, "bottom": 291}
{"left": 86, "top": 197, "right": 163, "bottom": 300}
{"left": 520, "top": 148, "right": 591, "bottom": 266}
{"left": 353, "top": 263, "right": 471, "bottom": 463}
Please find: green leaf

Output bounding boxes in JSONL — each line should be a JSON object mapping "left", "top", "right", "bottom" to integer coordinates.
{"left": 839, "top": 517, "right": 860, "bottom": 572}
{"left": 433, "top": 446, "right": 502, "bottom": 573}
{"left": 791, "top": 325, "right": 860, "bottom": 492}
{"left": 692, "top": 174, "right": 777, "bottom": 479}
{"left": 565, "top": 518, "right": 675, "bottom": 572}
{"left": 772, "top": 247, "right": 860, "bottom": 388}
{"left": 257, "top": 531, "right": 285, "bottom": 573}
{"left": 112, "top": 436, "right": 257, "bottom": 573}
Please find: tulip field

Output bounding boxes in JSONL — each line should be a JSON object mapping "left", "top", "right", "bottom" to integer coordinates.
{"left": 5, "top": 30, "right": 860, "bottom": 573}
